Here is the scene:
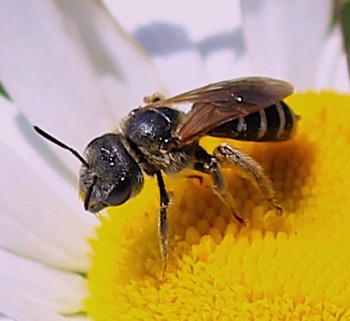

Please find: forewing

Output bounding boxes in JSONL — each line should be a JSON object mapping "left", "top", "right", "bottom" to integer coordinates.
{"left": 154, "top": 77, "right": 294, "bottom": 145}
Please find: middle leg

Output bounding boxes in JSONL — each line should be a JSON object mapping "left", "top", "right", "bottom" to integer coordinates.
{"left": 194, "top": 148, "right": 246, "bottom": 224}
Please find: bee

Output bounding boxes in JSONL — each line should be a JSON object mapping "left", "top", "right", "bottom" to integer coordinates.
{"left": 34, "top": 77, "right": 298, "bottom": 261}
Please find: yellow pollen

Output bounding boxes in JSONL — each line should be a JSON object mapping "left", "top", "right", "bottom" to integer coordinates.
{"left": 85, "top": 92, "right": 350, "bottom": 320}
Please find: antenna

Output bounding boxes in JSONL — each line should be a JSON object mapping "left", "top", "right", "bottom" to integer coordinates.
{"left": 33, "top": 126, "right": 89, "bottom": 168}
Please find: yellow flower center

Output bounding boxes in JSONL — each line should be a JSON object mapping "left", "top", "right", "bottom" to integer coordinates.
{"left": 85, "top": 92, "right": 350, "bottom": 320}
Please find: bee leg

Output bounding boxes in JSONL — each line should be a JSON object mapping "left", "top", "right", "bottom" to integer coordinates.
{"left": 194, "top": 149, "right": 246, "bottom": 225}
{"left": 213, "top": 143, "right": 282, "bottom": 214}
{"left": 156, "top": 171, "right": 170, "bottom": 265}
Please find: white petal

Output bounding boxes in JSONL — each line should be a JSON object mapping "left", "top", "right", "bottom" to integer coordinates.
{"left": 0, "top": 103, "right": 96, "bottom": 272}
{"left": 0, "top": 141, "right": 95, "bottom": 272}
{"left": 241, "top": 0, "right": 333, "bottom": 90}
{"left": 56, "top": 0, "right": 163, "bottom": 118}
{"left": 203, "top": 43, "right": 254, "bottom": 82}
{"left": 0, "top": 291, "right": 77, "bottom": 321}
{"left": 0, "top": 95, "right": 78, "bottom": 194}
{"left": 52, "top": 0, "right": 163, "bottom": 116}
{"left": 0, "top": 250, "right": 87, "bottom": 315}
{"left": 104, "top": 0, "right": 241, "bottom": 42}
{"left": 0, "top": 96, "right": 95, "bottom": 226}
{"left": 0, "top": 0, "right": 160, "bottom": 152}
{"left": 0, "top": 315, "right": 15, "bottom": 321}
{"left": 152, "top": 51, "right": 207, "bottom": 95}
{"left": 104, "top": 0, "right": 252, "bottom": 93}
{"left": 0, "top": 0, "right": 110, "bottom": 149}
{"left": 314, "top": 25, "right": 350, "bottom": 92}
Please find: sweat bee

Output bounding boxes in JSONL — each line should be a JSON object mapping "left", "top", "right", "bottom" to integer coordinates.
{"left": 34, "top": 77, "right": 298, "bottom": 261}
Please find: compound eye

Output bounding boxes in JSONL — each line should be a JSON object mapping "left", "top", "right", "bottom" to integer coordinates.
{"left": 105, "top": 177, "right": 132, "bottom": 206}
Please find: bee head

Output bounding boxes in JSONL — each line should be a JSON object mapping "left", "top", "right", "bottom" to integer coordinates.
{"left": 33, "top": 127, "right": 143, "bottom": 214}
{"left": 79, "top": 134, "right": 144, "bottom": 213}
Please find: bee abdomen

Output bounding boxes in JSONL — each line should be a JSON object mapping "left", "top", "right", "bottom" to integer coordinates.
{"left": 208, "top": 101, "right": 298, "bottom": 142}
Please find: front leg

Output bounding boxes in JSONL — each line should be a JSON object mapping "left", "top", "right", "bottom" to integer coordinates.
{"left": 213, "top": 143, "right": 282, "bottom": 214}
{"left": 156, "top": 171, "right": 170, "bottom": 262}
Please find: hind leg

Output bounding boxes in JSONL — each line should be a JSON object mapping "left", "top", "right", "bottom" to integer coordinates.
{"left": 213, "top": 143, "right": 282, "bottom": 214}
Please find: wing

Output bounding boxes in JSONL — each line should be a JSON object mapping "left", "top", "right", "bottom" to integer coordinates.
{"left": 145, "top": 77, "right": 293, "bottom": 146}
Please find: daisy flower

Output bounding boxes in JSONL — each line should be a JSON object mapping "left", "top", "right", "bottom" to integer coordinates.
{"left": 0, "top": 0, "right": 349, "bottom": 320}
